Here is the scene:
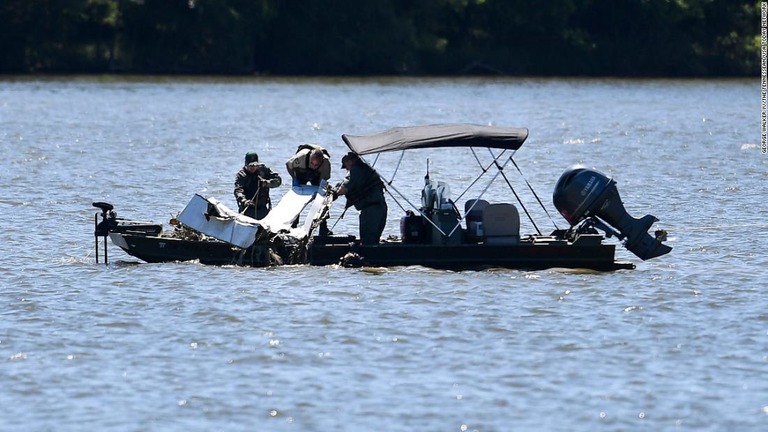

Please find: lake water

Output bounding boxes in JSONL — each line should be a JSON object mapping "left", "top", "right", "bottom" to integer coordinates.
{"left": 0, "top": 76, "right": 764, "bottom": 431}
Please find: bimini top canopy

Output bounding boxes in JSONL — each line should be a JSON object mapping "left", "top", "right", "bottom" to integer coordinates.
{"left": 341, "top": 124, "right": 529, "bottom": 156}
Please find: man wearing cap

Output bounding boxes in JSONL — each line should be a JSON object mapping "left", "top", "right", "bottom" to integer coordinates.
{"left": 285, "top": 144, "right": 331, "bottom": 186}
{"left": 335, "top": 152, "right": 387, "bottom": 245}
{"left": 234, "top": 152, "right": 282, "bottom": 219}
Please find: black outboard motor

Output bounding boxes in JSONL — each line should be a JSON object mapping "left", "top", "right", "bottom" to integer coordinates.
{"left": 552, "top": 165, "right": 671, "bottom": 260}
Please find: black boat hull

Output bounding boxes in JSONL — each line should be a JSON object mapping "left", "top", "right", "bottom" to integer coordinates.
{"left": 109, "top": 233, "right": 272, "bottom": 266}
{"left": 308, "top": 235, "right": 634, "bottom": 271}
{"left": 109, "top": 231, "right": 633, "bottom": 271}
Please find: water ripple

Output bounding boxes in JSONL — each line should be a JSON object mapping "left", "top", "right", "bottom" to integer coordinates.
{"left": 0, "top": 77, "right": 762, "bottom": 431}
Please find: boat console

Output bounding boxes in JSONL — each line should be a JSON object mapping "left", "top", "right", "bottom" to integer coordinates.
{"left": 398, "top": 175, "right": 463, "bottom": 245}
{"left": 400, "top": 178, "right": 522, "bottom": 247}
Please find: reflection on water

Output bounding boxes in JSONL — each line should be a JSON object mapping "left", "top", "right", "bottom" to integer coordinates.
{"left": 0, "top": 76, "right": 765, "bottom": 431}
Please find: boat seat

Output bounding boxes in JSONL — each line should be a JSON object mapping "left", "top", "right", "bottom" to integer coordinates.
{"left": 464, "top": 199, "right": 490, "bottom": 242}
{"left": 482, "top": 203, "right": 520, "bottom": 245}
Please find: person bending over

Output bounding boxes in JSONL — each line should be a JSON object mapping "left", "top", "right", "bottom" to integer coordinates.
{"left": 286, "top": 144, "right": 331, "bottom": 186}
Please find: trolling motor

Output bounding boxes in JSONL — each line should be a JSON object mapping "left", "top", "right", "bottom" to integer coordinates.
{"left": 92, "top": 201, "right": 163, "bottom": 264}
{"left": 93, "top": 202, "right": 117, "bottom": 264}
{"left": 552, "top": 165, "right": 672, "bottom": 261}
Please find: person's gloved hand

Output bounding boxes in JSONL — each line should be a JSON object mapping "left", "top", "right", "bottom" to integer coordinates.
{"left": 243, "top": 200, "right": 253, "bottom": 208}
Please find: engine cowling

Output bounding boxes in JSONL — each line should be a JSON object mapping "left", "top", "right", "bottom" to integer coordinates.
{"left": 553, "top": 165, "right": 671, "bottom": 261}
